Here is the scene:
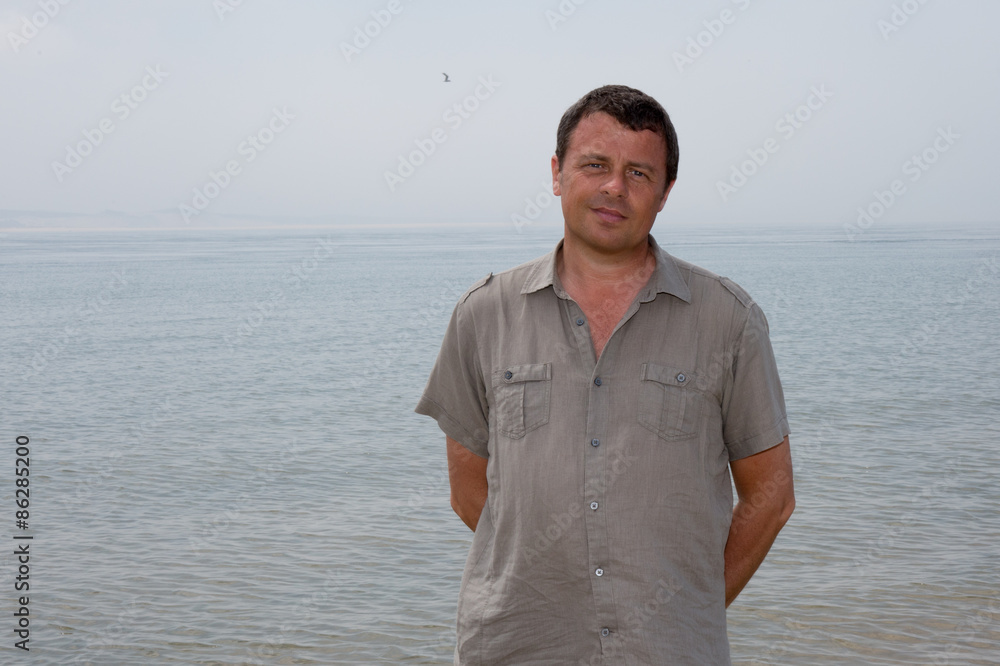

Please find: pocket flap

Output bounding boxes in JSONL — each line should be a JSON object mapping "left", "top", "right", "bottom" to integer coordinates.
{"left": 495, "top": 362, "right": 551, "bottom": 385}
{"left": 641, "top": 363, "right": 695, "bottom": 387}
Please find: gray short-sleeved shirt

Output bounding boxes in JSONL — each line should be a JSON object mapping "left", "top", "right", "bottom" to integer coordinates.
{"left": 416, "top": 235, "right": 789, "bottom": 665}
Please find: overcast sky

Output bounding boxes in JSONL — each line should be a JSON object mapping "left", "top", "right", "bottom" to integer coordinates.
{"left": 1, "top": 0, "right": 998, "bottom": 229}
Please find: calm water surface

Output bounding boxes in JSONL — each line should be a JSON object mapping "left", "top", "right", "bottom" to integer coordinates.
{"left": 1, "top": 224, "right": 998, "bottom": 664}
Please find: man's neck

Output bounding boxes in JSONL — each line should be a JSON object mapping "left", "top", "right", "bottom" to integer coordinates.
{"left": 557, "top": 234, "right": 657, "bottom": 359}
{"left": 557, "top": 235, "right": 656, "bottom": 296}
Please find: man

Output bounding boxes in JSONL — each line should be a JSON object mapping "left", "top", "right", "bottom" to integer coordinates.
{"left": 415, "top": 85, "right": 794, "bottom": 665}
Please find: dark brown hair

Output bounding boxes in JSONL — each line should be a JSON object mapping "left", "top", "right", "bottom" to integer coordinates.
{"left": 555, "top": 85, "right": 679, "bottom": 188}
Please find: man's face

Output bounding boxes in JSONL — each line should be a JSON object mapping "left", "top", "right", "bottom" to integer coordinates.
{"left": 552, "top": 112, "right": 674, "bottom": 256}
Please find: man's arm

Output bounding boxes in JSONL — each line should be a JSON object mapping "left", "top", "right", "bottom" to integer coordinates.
{"left": 447, "top": 435, "right": 488, "bottom": 531}
{"left": 724, "top": 435, "right": 795, "bottom": 607}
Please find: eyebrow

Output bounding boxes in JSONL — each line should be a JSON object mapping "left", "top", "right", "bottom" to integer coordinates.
{"left": 579, "top": 152, "right": 659, "bottom": 174}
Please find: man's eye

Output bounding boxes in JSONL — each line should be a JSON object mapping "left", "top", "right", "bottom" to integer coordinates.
{"left": 630, "top": 170, "right": 647, "bottom": 178}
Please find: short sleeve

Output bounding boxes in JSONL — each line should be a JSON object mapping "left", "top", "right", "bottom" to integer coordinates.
{"left": 722, "top": 303, "right": 790, "bottom": 460}
{"left": 414, "top": 296, "right": 490, "bottom": 458}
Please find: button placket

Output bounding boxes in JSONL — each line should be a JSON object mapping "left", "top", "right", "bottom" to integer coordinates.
{"left": 584, "top": 340, "right": 616, "bottom": 651}
{"left": 564, "top": 302, "right": 594, "bottom": 364}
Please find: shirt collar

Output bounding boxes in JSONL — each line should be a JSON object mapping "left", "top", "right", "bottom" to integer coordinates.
{"left": 520, "top": 234, "right": 692, "bottom": 304}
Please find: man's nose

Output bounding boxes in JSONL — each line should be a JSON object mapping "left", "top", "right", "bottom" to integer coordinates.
{"left": 600, "top": 170, "right": 627, "bottom": 197}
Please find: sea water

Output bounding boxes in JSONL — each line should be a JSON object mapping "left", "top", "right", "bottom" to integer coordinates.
{"left": 1, "top": 223, "right": 998, "bottom": 664}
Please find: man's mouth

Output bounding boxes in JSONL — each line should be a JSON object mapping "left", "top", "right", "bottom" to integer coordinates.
{"left": 592, "top": 207, "right": 627, "bottom": 223}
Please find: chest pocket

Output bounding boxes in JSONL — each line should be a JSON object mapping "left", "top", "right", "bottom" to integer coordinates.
{"left": 491, "top": 363, "right": 552, "bottom": 439}
{"left": 638, "top": 363, "right": 702, "bottom": 440}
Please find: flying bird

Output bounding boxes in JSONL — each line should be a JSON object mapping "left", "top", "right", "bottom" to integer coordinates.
{"left": 443, "top": 73, "right": 451, "bottom": 82}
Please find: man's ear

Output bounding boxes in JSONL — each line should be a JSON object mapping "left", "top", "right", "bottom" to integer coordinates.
{"left": 551, "top": 155, "right": 562, "bottom": 197}
{"left": 657, "top": 180, "right": 676, "bottom": 212}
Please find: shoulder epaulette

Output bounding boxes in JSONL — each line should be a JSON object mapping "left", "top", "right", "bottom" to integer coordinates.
{"left": 459, "top": 272, "right": 493, "bottom": 304}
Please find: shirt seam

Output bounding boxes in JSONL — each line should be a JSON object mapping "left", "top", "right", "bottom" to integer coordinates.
{"left": 474, "top": 523, "right": 497, "bottom": 666}
{"left": 463, "top": 299, "right": 486, "bottom": 430}
{"left": 726, "top": 414, "right": 790, "bottom": 460}
{"left": 727, "top": 301, "right": 756, "bottom": 384}
{"left": 415, "top": 394, "right": 488, "bottom": 452}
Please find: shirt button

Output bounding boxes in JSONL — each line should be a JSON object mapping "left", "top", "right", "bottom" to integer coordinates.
{"left": 576, "top": 317, "right": 585, "bottom": 326}
{"left": 504, "top": 370, "right": 513, "bottom": 380}
{"left": 595, "top": 568, "right": 604, "bottom": 577}
{"left": 601, "top": 628, "right": 610, "bottom": 637}
{"left": 590, "top": 501, "right": 599, "bottom": 510}
{"left": 676, "top": 372, "right": 686, "bottom": 383}
{"left": 594, "top": 377, "right": 602, "bottom": 386}
{"left": 591, "top": 438, "right": 600, "bottom": 447}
